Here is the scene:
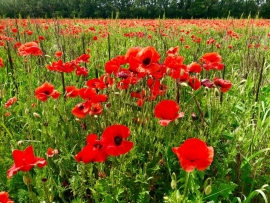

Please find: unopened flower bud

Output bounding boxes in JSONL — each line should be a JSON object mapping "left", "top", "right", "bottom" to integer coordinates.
{"left": 214, "top": 88, "right": 220, "bottom": 97}
{"left": 204, "top": 185, "right": 212, "bottom": 195}
{"left": 17, "top": 140, "right": 24, "bottom": 146}
{"left": 239, "top": 79, "right": 246, "bottom": 85}
{"left": 33, "top": 112, "right": 41, "bottom": 118}
{"left": 171, "top": 179, "right": 177, "bottom": 190}
{"left": 25, "top": 108, "right": 29, "bottom": 115}
{"left": 23, "top": 175, "right": 32, "bottom": 185}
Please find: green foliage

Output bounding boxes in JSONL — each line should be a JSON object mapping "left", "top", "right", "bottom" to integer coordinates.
{"left": 0, "top": 18, "right": 270, "bottom": 202}
{"left": 0, "top": 0, "right": 270, "bottom": 18}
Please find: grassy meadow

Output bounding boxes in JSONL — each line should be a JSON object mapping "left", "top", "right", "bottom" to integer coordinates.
{"left": 0, "top": 18, "right": 270, "bottom": 203}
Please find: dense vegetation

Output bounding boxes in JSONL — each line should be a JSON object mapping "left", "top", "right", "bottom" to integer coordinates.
{"left": 0, "top": 18, "right": 270, "bottom": 202}
{"left": 1, "top": 0, "right": 270, "bottom": 19}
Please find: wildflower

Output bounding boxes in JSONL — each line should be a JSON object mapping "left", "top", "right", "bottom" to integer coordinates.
{"left": 200, "top": 52, "right": 224, "bottom": 71}
{"left": 7, "top": 146, "right": 47, "bottom": 179}
{"left": 11, "top": 28, "right": 18, "bottom": 33}
{"left": 76, "top": 54, "right": 90, "bottom": 63}
{"left": 35, "top": 82, "right": 60, "bottom": 102}
{"left": 188, "top": 77, "right": 201, "bottom": 90}
{"left": 54, "top": 51, "right": 63, "bottom": 58}
{"left": 166, "top": 46, "right": 179, "bottom": 56}
{"left": 38, "top": 36, "right": 45, "bottom": 41}
{"left": 46, "top": 148, "right": 58, "bottom": 157}
{"left": 187, "top": 62, "right": 202, "bottom": 73}
{"left": 75, "top": 134, "right": 108, "bottom": 163}
{"left": 76, "top": 66, "right": 88, "bottom": 76}
{"left": 0, "top": 57, "right": 4, "bottom": 68}
{"left": 0, "top": 191, "right": 14, "bottom": 203}
{"left": 127, "top": 46, "right": 160, "bottom": 74}
{"left": 65, "top": 86, "right": 79, "bottom": 98}
{"left": 213, "top": 77, "right": 232, "bottom": 92}
{"left": 172, "top": 138, "right": 214, "bottom": 172}
{"left": 18, "top": 42, "right": 43, "bottom": 56}
{"left": 154, "top": 100, "right": 184, "bottom": 126}
{"left": 101, "top": 125, "right": 133, "bottom": 156}
{"left": 4, "top": 97, "right": 17, "bottom": 108}
{"left": 71, "top": 101, "right": 91, "bottom": 118}
{"left": 201, "top": 79, "right": 215, "bottom": 88}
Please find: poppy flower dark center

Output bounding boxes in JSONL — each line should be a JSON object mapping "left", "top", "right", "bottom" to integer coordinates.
{"left": 117, "top": 71, "right": 130, "bottom": 79}
{"left": 114, "top": 136, "right": 122, "bottom": 146}
{"left": 44, "top": 91, "right": 50, "bottom": 95}
{"left": 94, "top": 144, "right": 102, "bottom": 149}
{"left": 79, "top": 105, "right": 85, "bottom": 110}
{"left": 142, "top": 57, "right": 151, "bottom": 66}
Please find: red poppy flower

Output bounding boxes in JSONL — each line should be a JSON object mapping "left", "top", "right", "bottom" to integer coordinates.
{"left": 76, "top": 54, "right": 90, "bottom": 63}
{"left": 7, "top": 146, "right": 47, "bottom": 179}
{"left": 168, "top": 67, "right": 189, "bottom": 81}
{"left": 200, "top": 52, "right": 222, "bottom": 64}
{"left": 200, "top": 52, "right": 224, "bottom": 71}
{"left": 101, "top": 125, "right": 133, "bottom": 156}
{"left": 47, "top": 60, "right": 76, "bottom": 73}
{"left": 188, "top": 77, "right": 201, "bottom": 90}
{"left": 0, "top": 191, "right": 13, "bottom": 203}
{"left": 89, "top": 102, "right": 103, "bottom": 116}
{"left": 76, "top": 66, "right": 88, "bottom": 76}
{"left": 26, "top": 30, "right": 33, "bottom": 35}
{"left": 75, "top": 134, "right": 108, "bottom": 163}
{"left": 148, "top": 78, "right": 168, "bottom": 98}
{"left": 54, "top": 51, "right": 63, "bottom": 58}
{"left": 35, "top": 82, "right": 60, "bottom": 102}
{"left": 129, "top": 46, "right": 160, "bottom": 74}
{"left": 13, "top": 42, "right": 22, "bottom": 49}
{"left": 105, "top": 58, "right": 121, "bottom": 74}
{"left": 154, "top": 100, "right": 184, "bottom": 126}
{"left": 86, "top": 78, "right": 106, "bottom": 90}
{"left": 38, "top": 36, "right": 45, "bottom": 41}
{"left": 65, "top": 86, "right": 79, "bottom": 98}
{"left": 188, "top": 62, "right": 202, "bottom": 73}
{"left": 0, "top": 58, "right": 4, "bottom": 68}
{"left": 166, "top": 46, "right": 179, "bottom": 56}
{"left": 125, "top": 47, "right": 142, "bottom": 62}
{"left": 201, "top": 79, "right": 214, "bottom": 88}
{"left": 164, "top": 55, "right": 185, "bottom": 70}
{"left": 11, "top": 28, "right": 18, "bottom": 33}
{"left": 18, "top": 42, "right": 43, "bottom": 56}
{"left": 172, "top": 138, "right": 214, "bottom": 172}
{"left": 100, "top": 74, "right": 114, "bottom": 87}
{"left": 46, "top": 148, "right": 58, "bottom": 157}
{"left": 71, "top": 101, "right": 91, "bottom": 118}
{"left": 213, "top": 77, "right": 232, "bottom": 92}
{"left": 4, "top": 97, "right": 17, "bottom": 108}
{"left": 79, "top": 88, "right": 107, "bottom": 103}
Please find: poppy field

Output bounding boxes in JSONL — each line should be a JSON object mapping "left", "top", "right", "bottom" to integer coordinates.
{"left": 0, "top": 18, "right": 270, "bottom": 203}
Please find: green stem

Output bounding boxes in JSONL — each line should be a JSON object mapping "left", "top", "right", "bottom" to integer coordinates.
{"left": 182, "top": 172, "right": 191, "bottom": 202}
{"left": 25, "top": 172, "right": 36, "bottom": 203}
{"left": 43, "top": 181, "right": 51, "bottom": 203}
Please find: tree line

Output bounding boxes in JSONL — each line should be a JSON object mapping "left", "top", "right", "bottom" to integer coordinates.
{"left": 0, "top": 0, "right": 270, "bottom": 19}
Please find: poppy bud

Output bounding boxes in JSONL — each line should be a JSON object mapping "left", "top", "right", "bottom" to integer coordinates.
{"left": 50, "top": 195, "right": 54, "bottom": 202}
{"left": 180, "top": 82, "right": 188, "bottom": 87}
{"left": 25, "top": 108, "right": 29, "bottom": 115}
{"left": 171, "top": 172, "right": 177, "bottom": 189}
{"left": 17, "top": 140, "right": 24, "bottom": 146}
{"left": 239, "top": 79, "right": 246, "bottom": 85}
{"left": 214, "top": 88, "right": 219, "bottom": 97}
{"left": 33, "top": 112, "right": 41, "bottom": 118}
{"left": 171, "top": 179, "right": 177, "bottom": 190}
{"left": 204, "top": 185, "right": 212, "bottom": 195}
{"left": 23, "top": 175, "right": 32, "bottom": 185}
